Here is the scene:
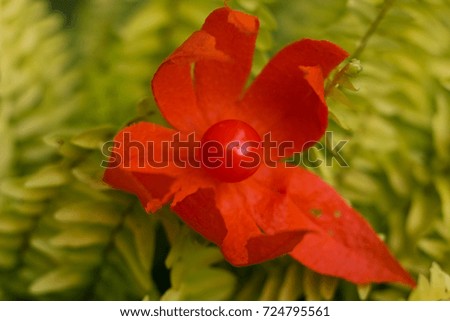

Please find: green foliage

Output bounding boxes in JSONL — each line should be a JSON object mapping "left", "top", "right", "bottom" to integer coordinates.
{"left": 1, "top": 0, "right": 449, "bottom": 300}
{"left": 0, "top": 125, "right": 160, "bottom": 299}
{"left": 231, "top": 259, "right": 347, "bottom": 301}
{"left": 1, "top": 0, "right": 81, "bottom": 175}
{"left": 159, "top": 221, "right": 236, "bottom": 300}
{"left": 409, "top": 263, "right": 450, "bottom": 300}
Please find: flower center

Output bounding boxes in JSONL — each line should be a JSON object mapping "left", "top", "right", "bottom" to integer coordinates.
{"left": 200, "top": 119, "right": 261, "bottom": 183}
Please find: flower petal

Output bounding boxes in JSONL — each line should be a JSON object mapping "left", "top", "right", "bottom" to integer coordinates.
{"left": 240, "top": 39, "right": 348, "bottom": 157}
{"left": 250, "top": 165, "right": 416, "bottom": 287}
{"left": 173, "top": 185, "right": 308, "bottom": 266}
{"left": 195, "top": 8, "right": 259, "bottom": 121}
{"left": 171, "top": 188, "right": 227, "bottom": 246}
{"left": 152, "top": 8, "right": 258, "bottom": 134}
{"left": 103, "top": 167, "right": 164, "bottom": 211}
{"left": 102, "top": 122, "right": 214, "bottom": 212}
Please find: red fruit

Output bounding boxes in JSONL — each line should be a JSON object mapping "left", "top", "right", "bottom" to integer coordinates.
{"left": 200, "top": 119, "right": 261, "bottom": 182}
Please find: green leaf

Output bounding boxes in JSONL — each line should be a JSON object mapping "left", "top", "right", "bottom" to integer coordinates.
{"left": 303, "top": 269, "right": 322, "bottom": 300}
{"left": 237, "top": 0, "right": 259, "bottom": 11}
{"left": 432, "top": 92, "right": 450, "bottom": 162}
{"left": 178, "top": 268, "right": 236, "bottom": 300}
{"left": 259, "top": 268, "right": 283, "bottom": 300}
{"left": 162, "top": 226, "right": 236, "bottom": 300}
{"left": 278, "top": 262, "right": 303, "bottom": 300}
{"left": 409, "top": 263, "right": 450, "bottom": 300}
{"left": 357, "top": 284, "right": 372, "bottom": 300}
{"left": 10, "top": 201, "right": 47, "bottom": 217}
{"left": 406, "top": 190, "right": 438, "bottom": 238}
{"left": 435, "top": 177, "right": 450, "bottom": 228}
{"left": 256, "top": 5, "right": 278, "bottom": 30}
{"left": 380, "top": 153, "right": 412, "bottom": 197}
{"left": 50, "top": 228, "right": 111, "bottom": 248}
{"left": 29, "top": 268, "right": 89, "bottom": 295}
{"left": 0, "top": 120, "right": 14, "bottom": 179}
{"left": 54, "top": 202, "right": 122, "bottom": 226}
{"left": 71, "top": 126, "right": 116, "bottom": 150}
{"left": 319, "top": 275, "right": 339, "bottom": 300}
{"left": 328, "top": 87, "right": 354, "bottom": 108}
{"left": 25, "top": 165, "right": 71, "bottom": 188}
{"left": 114, "top": 230, "right": 152, "bottom": 292}
{"left": 1, "top": 178, "right": 56, "bottom": 201}
{"left": 71, "top": 154, "right": 108, "bottom": 190}
{"left": 118, "top": 1, "right": 170, "bottom": 40}
{"left": 124, "top": 210, "right": 156, "bottom": 272}
{"left": 30, "top": 238, "right": 101, "bottom": 266}
{"left": 417, "top": 239, "right": 449, "bottom": 262}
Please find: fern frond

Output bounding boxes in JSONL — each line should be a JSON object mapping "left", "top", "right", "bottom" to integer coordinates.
{"left": 158, "top": 214, "right": 236, "bottom": 301}
{"left": 409, "top": 263, "right": 450, "bottom": 301}
{"left": 0, "top": 125, "right": 161, "bottom": 299}
{"left": 0, "top": 0, "right": 81, "bottom": 175}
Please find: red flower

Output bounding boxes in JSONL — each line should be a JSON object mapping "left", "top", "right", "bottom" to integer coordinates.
{"left": 103, "top": 7, "right": 415, "bottom": 287}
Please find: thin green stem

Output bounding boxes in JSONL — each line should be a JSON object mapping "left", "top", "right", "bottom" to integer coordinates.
{"left": 325, "top": 0, "right": 396, "bottom": 97}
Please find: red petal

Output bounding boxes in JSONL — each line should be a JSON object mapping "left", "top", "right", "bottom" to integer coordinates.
{"left": 195, "top": 8, "right": 259, "bottom": 121}
{"left": 255, "top": 166, "right": 416, "bottom": 287}
{"left": 102, "top": 122, "right": 214, "bottom": 212}
{"left": 103, "top": 167, "right": 164, "bottom": 211}
{"left": 152, "top": 7, "right": 258, "bottom": 134}
{"left": 240, "top": 39, "right": 348, "bottom": 157}
{"left": 173, "top": 185, "right": 308, "bottom": 266}
{"left": 171, "top": 188, "right": 227, "bottom": 245}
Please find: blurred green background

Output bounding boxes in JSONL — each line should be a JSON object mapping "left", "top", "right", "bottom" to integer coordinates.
{"left": 1, "top": 0, "right": 449, "bottom": 300}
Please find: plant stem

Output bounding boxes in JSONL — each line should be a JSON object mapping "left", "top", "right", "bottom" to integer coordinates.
{"left": 325, "top": 0, "right": 396, "bottom": 97}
